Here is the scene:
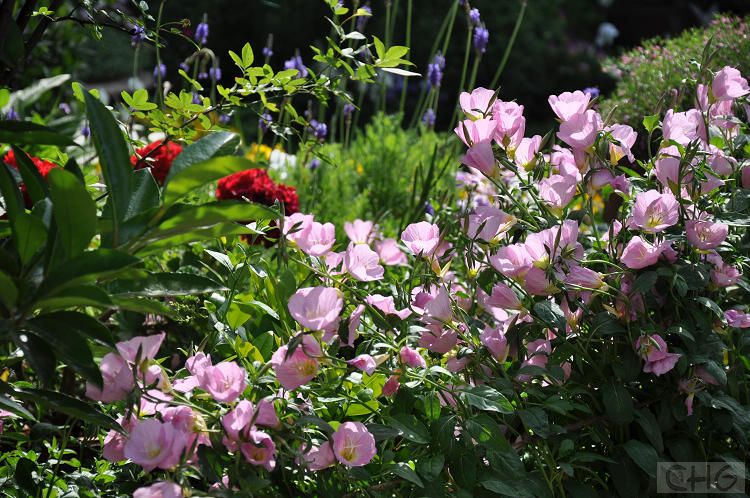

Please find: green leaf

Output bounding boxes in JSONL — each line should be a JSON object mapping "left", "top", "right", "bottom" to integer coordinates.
{"left": 388, "top": 462, "right": 424, "bottom": 488}
{"left": 693, "top": 297, "right": 724, "bottom": 320}
{"left": 14, "top": 212, "right": 47, "bottom": 266}
{"left": 108, "top": 272, "right": 227, "bottom": 297}
{"left": 602, "top": 382, "right": 634, "bottom": 425}
{"left": 31, "top": 310, "right": 114, "bottom": 346}
{"left": 623, "top": 440, "right": 658, "bottom": 477}
{"left": 463, "top": 385, "right": 514, "bottom": 414}
{"left": 631, "top": 271, "right": 658, "bottom": 295}
{"left": 84, "top": 91, "right": 134, "bottom": 244}
{"left": 168, "top": 131, "right": 240, "bottom": 182}
{"left": 635, "top": 408, "right": 663, "bottom": 453}
{"left": 48, "top": 169, "right": 96, "bottom": 258}
{"left": 0, "top": 163, "right": 23, "bottom": 223}
{"left": 8, "top": 386, "right": 119, "bottom": 430}
{"left": 642, "top": 114, "right": 660, "bottom": 134}
{"left": 0, "top": 121, "right": 76, "bottom": 147}
{"left": 242, "top": 42, "right": 255, "bottom": 68}
{"left": 533, "top": 300, "right": 566, "bottom": 331}
{"left": 0, "top": 395, "right": 36, "bottom": 421}
{"left": 14, "top": 458, "right": 37, "bottom": 497}
{"left": 124, "top": 168, "right": 160, "bottom": 221}
{"left": 0, "top": 270, "right": 17, "bottom": 310}
{"left": 16, "top": 334, "right": 56, "bottom": 386}
{"left": 163, "top": 156, "right": 255, "bottom": 205}
{"left": 34, "top": 285, "right": 113, "bottom": 312}
{"left": 134, "top": 222, "right": 257, "bottom": 254}
{"left": 39, "top": 249, "right": 140, "bottom": 297}
{"left": 6, "top": 74, "right": 70, "bottom": 111}
{"left": 11, "top": 145, "right": 48, "bottom": 205}
{"left": 518, "top": 407, "right": 550, "bottom": 438}
{"left": 386, "top": 414, "right": 430, "bottom": 444}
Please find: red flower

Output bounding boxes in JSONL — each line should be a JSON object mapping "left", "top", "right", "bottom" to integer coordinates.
{"left": 2, "top": 149, "right": 60, "bottom": 207}
{"left": 130, "top": 141, "right": 183, "bottom": 185}
{"left": 216, "top": 168, "right": 299, "bottom": 214}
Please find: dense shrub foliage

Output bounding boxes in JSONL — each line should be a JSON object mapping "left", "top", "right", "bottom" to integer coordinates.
{"left": 0, "top": 2, "right": 749, "bottom": 498}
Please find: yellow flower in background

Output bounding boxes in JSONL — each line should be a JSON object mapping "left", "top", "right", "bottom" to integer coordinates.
{"left": 356, "top": 163, "right": 364, "bottom": 175}
{"left": 245, "top": 143, "right": 275, "bottom": 162}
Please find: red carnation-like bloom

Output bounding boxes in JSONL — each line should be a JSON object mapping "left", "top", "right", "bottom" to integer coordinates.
{"left": 2, "top": 149, "right": 60, "bottom": 207}
{"left": 216, "top": 168, "right": 299, "bottom": 214}
{"left": 130, "top": 141, "right": 183, "bottom": 185}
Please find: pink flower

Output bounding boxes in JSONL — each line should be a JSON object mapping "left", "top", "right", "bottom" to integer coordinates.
{"left": 365, "top": 294, "right": 412, "bottom": 320}
{"left": 524, "top": 267, "right": 560, "bottom": 296}
{"left": 288, "top": 286, "right": 344, "bottom": 331}
{"left": 621, "top": 236, "right": 665, "bottom": 270}
{"left": 635, "top": 335, "right": 681, "bottom": 376}
{"left": 401, "top": 222, "right": 440, "bottom": 257}
{"left": 331, "top": 422, "right": 376, "bottom": 467}
{"left": 482, "top": 283, "right": 522, "bottom": 310}
{"left": 422, "top": 287, "right": 453, "bottom": 323}
{"left": 103, "top": 415, "right": 135, "bottom": 462}
{"left": 663, "top": 109, "right": 706, "bottom": 145}
{"left": 255, "top": 398, "right": 281, "bottom": 429}
{"left": 271, "top": 335, "right": 322, "bottom": 390}
{"left": 186, "top": 352, "right": 211, "bottom": 375}
{"left": 514, "top": 135, "right": 542, "bottom": 171}
{"left": 742, "top": 166, "right": 750, "bottom": 189}
{"left": 85, "top": 352, "right": 134, "bottom": 402}
{"left": 606, "top": 124, "right": 637, "bottom": 163}
{"left": 344, "top": 244, "right": 384, "bottom": 281}
{"left": 399, "top": 346, "right": 426, "bottom": 368}
{"left": 418, "top": 323, "right": 458, "bottom": 353}
{"left": 347, "top": 354, "right": 377, "bottom": 375}
{"left": 710, "top": 260, "right": 741, "bottom": 287}
{"left": 344, "top": 219, "right": 374, "bottom": 244}
{"left": 490, "top": 243, "right": 531, "bottom": 278}
{"left": 653, "top": 146, "right": 684, "bottom": 190}
{"left": 124, "top": 419, "right": 186, "bottom": 472}
{"left": 538, "top": 174, "right": 577, "bottom": 209}
{"left": 459, "top": 87, "right": 496, "bottom": 118}
{"left": 629, "top": 190, "right": 679, "bottom": 233}
{"left": 375, "top": 238, "right": 407, "bottom": 266}
{"left": 347, "top": 304, "right": 366, "bottom": 346}
{"left": 686, "top": 219, "right": 728, "bottom": 250}
{"left": 297, "top": 221, "right": 336, "bottom": 256}
{"left": 198, "top": 361, "right": 247, "bottom": 403}
{"left": 456, "top": 119, "right": 497, "bottom": 175}
{"left": 480, "top": 326, "right": 509, "bottom": 362}
{"left": 382, "top": 375, "right": 400, "bottom": 396}
{"left": 590, "top": 169, "right": 629, "bottom": 194}
{"left": 466, "top": 205, "right": 515, "bottom": 242}
{"left": 548, "top": 91, "right": 590, "bottom": 122}
{"left": 517, "top": 339, "right": 551, "bottom": 382}
{"left": 564, "top": 266, "right": 605, "bottom": 290}
{"left": 446, "top": 354, "right": 471, "bottom": 372}
{"left": 556, "top": 109, "right": 602, "bottom": 150}
{"left": 222, "top": 400, "right": 255, "bottom": 447}
{"left": 492, "top": 100, "right": 525, "bottom": 148}
{"left": 116, "top": 333, "right": 165, "bottom": 364}
{"left": 133, "top": 482, "right": 183, "bottom": 498}
{"left": 300, "top": 441, "right": 336, "bottom": 470}
{"left": 725, "top": 309, "right": 750, "bottom": 328}
{"left": 712, "top": 66, "right": 749, "bottom": 101}
{"left": 240, "top": 430, "right": 276, "bottom": 471}
{"left": 284, "top": 213, "right": 314, "bottom": 244}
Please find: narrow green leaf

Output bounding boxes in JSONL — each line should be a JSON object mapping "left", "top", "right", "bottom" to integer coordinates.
{"left": 602, "top": 382, "right": 634, "bottom": 425}
{"left": 167, "top": 132, "right": 240, "bottom": 182}
{"left": 463, "top": 385, "right": 514, "bottom": 414}
{"left": 48, "top": 169, "right": 96, "bottom": 258}
{"left": 14, "top": 212, "right": 47, "bottom": 266}
{"left": 11, "top": 145, "right": 47, "bottom": 204}
{"left": 623, "top": 440, "right": 658, "bottom": 477}
{"left": 0, "top": 121, "right": 76, "bottom": 147}
{"left": 0, "top": 270, "right": 18, "bottom": 310}
{"left": 38, "top": 249, "right": 140, "bottom": 298}
{"left": 108, "top": 272, "right": 227, "bottom": 297}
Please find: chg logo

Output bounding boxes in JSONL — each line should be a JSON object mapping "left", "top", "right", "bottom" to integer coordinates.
{"left": 657, "top": 462, "right": 746, "bottom": 494}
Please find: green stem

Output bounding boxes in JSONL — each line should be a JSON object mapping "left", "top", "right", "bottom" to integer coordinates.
{"left": 450, "top": 24, "right": 474, "bottom": 126}
{"left": 154, "top": 0, "right": 167, "bottom": 108}
{"left": 398, "top": 0, "right": 413, "bottom": 119}
{"left": 489, "top": 0, "right": 526, "bottom": 89}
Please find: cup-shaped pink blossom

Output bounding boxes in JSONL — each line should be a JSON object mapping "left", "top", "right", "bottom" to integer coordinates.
{"left": 399, "top": 346, "right": 426, "bottom": 368}
{"left": 454, "top": 117, "right": 496, "bottom": 148}
{"left": 538, "top": 174, "right": 577, "bottom": 209}
{"left": 466, "top": 205, "right": 516, "bottom": 242}
{"left": 344, "top": 244, "right": 384, "bottom": 281}
{"left": 86, "top": 352, "right": 134, "bottom": 402}
{"left": 459, "top": 87, "right": 496, "bottom": 118}
{"left": 524, "top": 267, "right": 560, "bottom": 296}
{"left": 124, "top": 419, "right": 186, "bottom": 472}
{"left": 365, "top": 294, "right": 412, "bottom": 320}
{"left": 564, "top": 266, "right": 605, "bottom": 290}
{"left": 492, "top": 100, "right": 525, "bottom": 148}
{"left": 297, "top": 221, "right": 336, "bottom": 256}
{"left": 663, "top": 109, "right": 706, "bottom": 145}
{"left": 635, "top": 335, "right": 681, "bottom": 376}
{"left": 347, "top": 354, "right": 377, "bottom": 375}
{"left": 725, "top": 309, "right": 750, "bottom": 328}
{"left": 480, "top": 326, "right": 509, "bottom": 362}
{"left": 375, "top": 238, "right": 407, "bottom": 266}
{"left": 382, "top": 375, "right": 400, "bottom": 397}
{"left": 284, "top": 213, "right": 314, "bottom": 244}
{"left": 686, "top": 219, "right": 728, "bottom": 250}
{"left": 197, "top": 361, "right": 246, "bottom": 403}
{"left": 288, "top": 286, "right": 344, "bottom": 331}
{"left": 347, "top": 304, "right": 366, "bottom": 346}
{"left": 240, "top": 430, "right": 276, "bottom": 471}
{"left": 742, "top": 166, "right": 750, "bottom": 189}
{"left": 483, "top": 283, "right": 522, "bottom": 310}
{"left": 401, "top": 222, "right": 440, "bottom": 257}
{"left": 514, "top": 135, "right": 542, "bottom": 171}
{"left": 116, "top": 333, "right": 165, "bottom": 364}
{"left": 606, "top": 124, "right": 637, "bottom": 163}
{"left": 133, "top": 481, "right": 183, "bottom": 498}
{"left": 548, "top": 91, "right": 590, "bottom": 122}
{"left": 629, "top": 190, "right": 679, "bottom": 233}
{"left": 489, "top": 243, "right": 531, "bottom": 278}
{"left": 556, "top": 109, "right": 602, "bottom": 150}
{"left": 712, "top": 66, "right": 750, "bottom": 101}
{"left": 710, "top": 261, "right": 741, "bottom": 287}
{"left": 271, "top": 335, "right": 322, "bottom": 390}
{"left": 461, "top": 140, "right": 497, "bottom": 176}
{"left": 344, "top": 219, "right": 374, "bottom": 244}
{"left": 621, "top": 236, "right": 665, "bottom": 270}
{"left": 255, "top": 398, "right": 281, "bottom": 429}
{"left": 418, "top": 323, "right": 458, "bottom": 353}
{"left": 222, "top": 399, "right": 254, "bottom": 447}
{"left": 300, "top": 441, "right": 336, "bottom": 471}
{"left": 331, "top": 422, "right": 376, "bottom": 467}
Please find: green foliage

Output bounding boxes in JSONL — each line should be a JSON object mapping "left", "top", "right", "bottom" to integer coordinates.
{"left": 600, "top": 14, "right": 750, "bottom": 129}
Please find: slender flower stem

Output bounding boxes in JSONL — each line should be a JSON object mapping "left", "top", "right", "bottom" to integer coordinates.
{"left": 398, "top": 0, "right": 413, "bottom": 119}
{"left": 155, "top": 0, "right": 167, "bottom": 108}
{"left": 450, "top": 24, "right": 474, "bottom": 127}
{"left": 489, "top": 0, "right": 527, "bottom": 89}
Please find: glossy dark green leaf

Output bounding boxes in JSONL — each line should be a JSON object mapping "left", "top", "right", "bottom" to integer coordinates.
{"left": 39, "top": 249, "right": 140, "bottom": 297}
{"left": 34, "top": 284, "right": 113, "bottom": 311}
{"left": 124, "top": 167, "right": 160, "bottom": 222}
{"left": 108, "top": 272, "right": 227, "bottom": 297}
{"left": 10, "top": 387, "right": 119, "bottom": 430}
{"left": 462, "top": 385, "right": 514, "bottom": 414}
{"left": 14, "top": 212, "right": 47, "bottom": 266}
{"left": 0, "top": 162, "right": 23, "bottom": 223}
{"left": 0, "top": 121, "right": 76, "bottom": 146}
{"left": 0, "top": 394, "right": 36, "bottom": 421}
{"left": 162, "top": 156, "right": 256, "bottom": 205}
{"left": 48, "top": 168, "right": 96, "bottom": 258}
{"left": 518, "top": 407, "right": 550, "bottom": 438}
{"left": 0, "top": 270, "right": 18, "bottom": 310}
{"left": 386, "top": 414, "right": 430, "bottom": 444}
{"left": 16, "top": 333, "right": 56, "bottom": 386}
{"left": 631, "top": 271, "right": 658, "bottom": 295}
{"left": 31, "top": 310, "right": 114, "bottom": 346}
{"left": 603, "top": 382, "right": 634, "bottom": 425}
{"left": 111, "top": 296, "right": 176, "bottom": 318}
{"left": 84, "top": 91, "right": 134, "bottom": 244}
{"left": 134, "top": 222, "right": 256, "bottom": 254}
{"left": 623, "top": 440, "right": 658, "bottom": 477}
{"left": 14, "top": 458, "right": 37, "bottom": 496}
{"left": 388, "top": 462, "right": 424, "bottom": 488}
{"left": 168, "top": 131, "right": 240, "bottom": 182}
{"left": 533, "top": 300, "right": 566, "bottom": 331}
{"left": 635, "top": 408, "right": 663, "bottom": 453}
{"left": 11, "top": 145, "right": 47, "bottom": 204}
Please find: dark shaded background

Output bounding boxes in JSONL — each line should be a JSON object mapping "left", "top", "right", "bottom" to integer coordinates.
{"left": 78, "top": 0, "right": 750, "bottom": 133}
